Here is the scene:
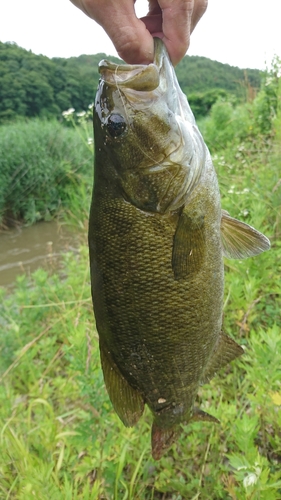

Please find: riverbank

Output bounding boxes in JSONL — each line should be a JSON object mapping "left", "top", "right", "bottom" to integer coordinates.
{"left": 0, "top": 219, "right": 82, "bottom": 288}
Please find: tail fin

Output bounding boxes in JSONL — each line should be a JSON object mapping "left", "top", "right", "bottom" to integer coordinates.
{"left": 151, "top": 422, "right": 180, "bottom": 460}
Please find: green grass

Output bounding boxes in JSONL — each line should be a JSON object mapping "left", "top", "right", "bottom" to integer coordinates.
{"left": 0, "top": 118, "right": 93, "bottom": 227}
{"left": 1, "top": 134, "right": 280, "bottom": 498}
{"left": 0, "top": 69, "right": 281, "bottom": 498}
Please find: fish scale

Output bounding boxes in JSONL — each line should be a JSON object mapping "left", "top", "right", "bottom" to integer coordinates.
{"left": 91, "top": 185, "right": 223, "bottom": 417}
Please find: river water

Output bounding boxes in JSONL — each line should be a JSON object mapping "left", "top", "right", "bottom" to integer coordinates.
{"left": 0, "top": 220, "right": 80, "bottom": 289}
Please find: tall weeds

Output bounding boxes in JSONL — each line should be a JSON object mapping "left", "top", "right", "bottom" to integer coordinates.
{"left": 0, "top": 118, "right": 93, "bottom": 227}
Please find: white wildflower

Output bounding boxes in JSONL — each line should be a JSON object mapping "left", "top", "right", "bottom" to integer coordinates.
{"left": 87, "top": 137, "right": 94, "bottom": 145}
{"left": 243, "top": 465, "right": 261, "bottom": 488}
{"left": 228, "top": 185, "right": 235, "bottom": 194}
{"left": 77, "top": 111, "right": 86, "bottom": 117}
{"left": 243, "top": 473, "right": 258, "bottom": 488}
{"left": 265, "top": 76, "right": 273, "bottom": 86}
{"left": 62, "top": 108, "right": 75, "bottom": 117}
{"left": 88, "top": 103, "right": 94, "bottom": 110}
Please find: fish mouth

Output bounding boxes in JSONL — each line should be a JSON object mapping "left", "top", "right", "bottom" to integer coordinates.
{"left": 98, "top": 38, "right": 166, "bottom": 92}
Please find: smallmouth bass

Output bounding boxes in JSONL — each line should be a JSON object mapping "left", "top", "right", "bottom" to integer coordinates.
{"left": 88, "top": 39, "right": 270, "bottom": 459}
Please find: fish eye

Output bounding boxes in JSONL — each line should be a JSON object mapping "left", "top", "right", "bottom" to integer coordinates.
{"left": 106, "top": 113, "right": 127, "bottom": 138}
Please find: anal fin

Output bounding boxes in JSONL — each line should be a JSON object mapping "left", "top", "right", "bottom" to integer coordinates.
{"left": 191, "top": 408, "right": 220, "bottom": 424}
{"left": 201, "top": 332, "right": 244, "bottom": 384}
{"left": 100, "top": 343, "right": 144, "bottom": 427}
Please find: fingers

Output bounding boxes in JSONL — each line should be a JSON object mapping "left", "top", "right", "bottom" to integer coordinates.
{"left": 69, "top": 0, "right": 208, "bottom": 66}
{"left": 157, "top": 0, "right": 208, "bottom": 65}
{"left": 191, "top": 0, "right": 208, "bottom": 32}
{"left": 102, "top": 12, "right": 154, "bottom": 64}
{"left": 70, "top": 0, "right": 155, "bottom": 64}
{"left": 141, "top": 0, "right": 208, "bottom": 65}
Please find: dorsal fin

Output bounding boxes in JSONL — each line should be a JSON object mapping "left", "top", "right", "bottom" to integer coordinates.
{"left": 221, "top": 210, "right": 270, "bottom": 259}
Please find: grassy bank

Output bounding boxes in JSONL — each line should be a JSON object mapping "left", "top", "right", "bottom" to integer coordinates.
{"left": 0, "top": 67, "right": 281, "bottom": 498}
{"left": 0, "top": 118, "right": 93, "bottom": 227}
{"left": 0, "top": 197, "right": 280, "bottom": 498}
{"left": 0, "top": 137, "right": 280, "bottom": 497}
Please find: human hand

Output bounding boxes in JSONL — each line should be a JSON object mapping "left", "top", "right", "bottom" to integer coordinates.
{"left": 69, "top": 0, "right": 208, "bottom": 65}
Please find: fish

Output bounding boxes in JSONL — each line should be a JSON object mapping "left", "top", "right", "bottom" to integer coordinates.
{"left": 88, "top": 38, "right": 270, "bottom": 460}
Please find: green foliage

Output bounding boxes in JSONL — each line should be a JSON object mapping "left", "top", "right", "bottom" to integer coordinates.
{"left": 177, "top": 55, "right": 261, "bottom": 99}
{"left": 0, "top": 41, "right": 261, "bottom": 122}
{"left": 273, "top": 67, "right": 281, "bottom": 142}
{"left": 188, "top": 88, "right": 231, "bottom": 118}
{"left": 199, "top": 99, "right": 252, "bottom": 150}
{"left": 0, "top": 42, "right": 117, "bottom": 122}
{"left": 0, "top": 118, "right": 93, "bottom": 226}
{"left": 199, "top": 57, "right": 281, "bottom": 151}
{"left": 252, "top": 56, "right": 281, "bottom": 135}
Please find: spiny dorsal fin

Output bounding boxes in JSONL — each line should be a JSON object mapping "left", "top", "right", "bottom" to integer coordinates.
{"left": 99, "top": 343, "right": 144, "bottom": 427}
{"left": 172, "top": 206, "right": 205, "bottom": 279}
{"left": 201, "top": 332, "right": 244, "bottom": 384}
{"left": 221, "top": 209, "right": 270, "bottom": 259}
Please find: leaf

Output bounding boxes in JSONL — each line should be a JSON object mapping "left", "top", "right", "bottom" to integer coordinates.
{"left": 227, "top": 453, "right": 250, "bottom": 471}
{"left": 270, "top": 391, "right": 281, "bottom": 406}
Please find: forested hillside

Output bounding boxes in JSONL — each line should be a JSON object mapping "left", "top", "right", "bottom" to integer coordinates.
{"left": 0, "top": 41, "right": 262, "bottom": 121}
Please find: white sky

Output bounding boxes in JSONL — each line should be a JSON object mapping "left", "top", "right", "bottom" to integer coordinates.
{"left": 0, "top": 0, "right": 280, "bottom": 70}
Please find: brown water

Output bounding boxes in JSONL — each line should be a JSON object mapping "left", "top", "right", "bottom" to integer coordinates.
{"left": 0, "top": 220, "right": 79, "bottom": 288}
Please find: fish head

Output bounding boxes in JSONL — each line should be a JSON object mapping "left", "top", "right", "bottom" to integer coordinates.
{"left": 94, "top": 38, "right": 206, "bottom": 214}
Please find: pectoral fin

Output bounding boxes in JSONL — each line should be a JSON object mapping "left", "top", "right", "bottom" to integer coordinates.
{"left": 172, "top": 207, "right": 205, "bottom": 279}
{"left": 100, "top": 343, "right": 144, "bottom": 427}
{"left": 221, "top": 210, "right": 270, "bottom": 259}
{"left": 201, "top": 332, "right": 244, "bottom": 384}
